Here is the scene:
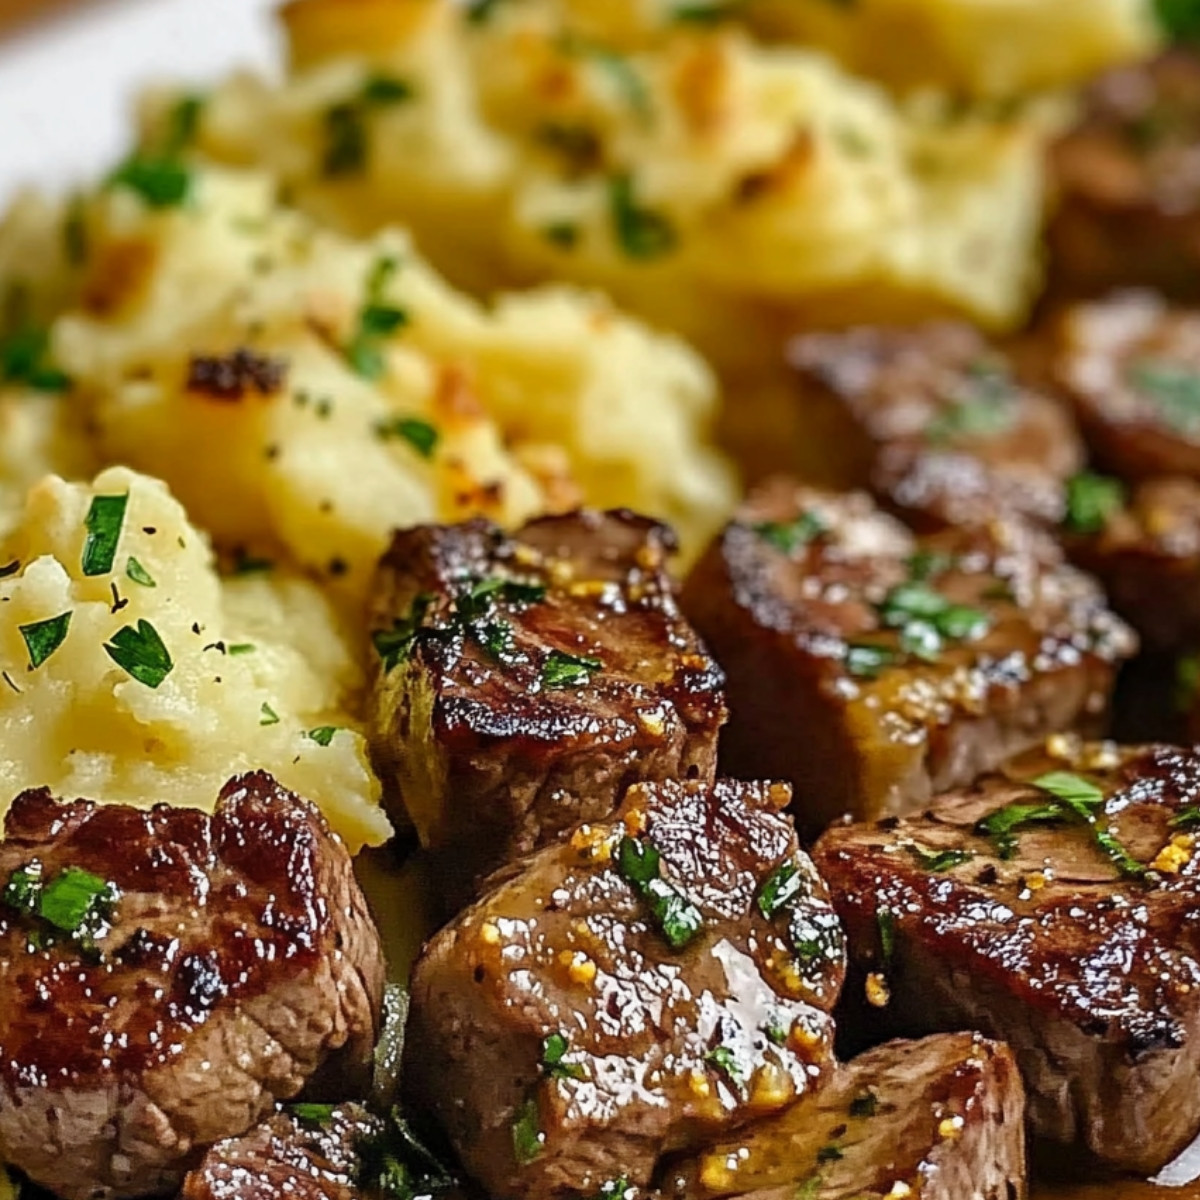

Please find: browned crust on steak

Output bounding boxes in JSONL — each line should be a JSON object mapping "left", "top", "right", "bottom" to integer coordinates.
{"left": 664, "top": 1034, "right": 1027, "bottom": 1200}
{"left": 367, "top": 510, "right": 726, "bottom": 900}
{"left": 404, "top": 778, "right": 844, "bottom": 1200}
{"left": 1054, "top": 291, "right": 1200, "bottom": 482}
{"left": 1047, "top": 49, "right": 1200, "bottom": 303}
{"left": 813, "top": 741, "right": 1200, "bottom": 1173}
{"left": 786, "top": 323, "right": 1082, "bottom": 532}
{"left": 0, "top": 773, "right": 385, "bottom": 1200}
{"left": 680, "top": 480, "right": 1136, "bottom": 836}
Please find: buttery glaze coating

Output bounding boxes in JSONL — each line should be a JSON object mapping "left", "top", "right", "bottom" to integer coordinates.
{"left": 0, "top": 773, "right": 385, "bottom": 1200}
{"left": 403, "top": 778, "right": 844, "bottom": 1200}
{"left": 368, "top": 510, "right": 726, "bottom": 901}
{"left": 1048, "top": 49, "right": 1200, "bottom": 302}
{"left": 665, "top": 1034, "right": 1026, "bottom": 1200}
{"left": 786, "top": 323, "right": 1082, "bottom": 532}
{"left": 813, "top": 741, "right": 1200, "bottom": 1174}
{"left": 681, "top": 480, "right": 1136, "bottom": 836}
{"left": 1054, "top": 291, "right": 1200, "bottom": 482}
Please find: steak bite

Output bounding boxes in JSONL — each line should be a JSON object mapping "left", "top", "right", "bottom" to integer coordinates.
{"left": 1061, "top": 474, "right": 1200, "bottom": 651}
{"left": 664, "top": 1033, "right": 1026, "bottom": 1200}
{"left": 403, "top": 778, "right": 845, "bottom": 1200}
{"left": 182, "top": 1104, "right": 462, "bottom": 1200}
{"left": 786, "top": 323, "right": 1083, "bottom": 531}
{"left": 681, "top": 481, "right": 1135, "bottom": 836}
{"left": 367, "top": 510, "right": 726, "bottom": 898}
{"left": 1054, "top": 291, "right": 1200, "bottom": 482}
{"left": 812, "top": 741, "right": 1200, "bottom": 1174}
{"left": 0, "top": 773, "right": 385, "bottom": 1200}
{"left": 1047, "top": 49, "right": 1200, "bottom": 302}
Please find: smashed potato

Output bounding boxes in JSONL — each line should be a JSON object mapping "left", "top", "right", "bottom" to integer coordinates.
{"left": 0, "top": 466, "right": 389, "bottom": 850}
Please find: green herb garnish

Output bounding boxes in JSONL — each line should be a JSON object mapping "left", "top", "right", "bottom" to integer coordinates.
{"left": 1, "top": 326, "right": 71, "bottom": 392}
{"left": 82, "top": 493, "right": 129, "bottom": 577}
{"left": 704, "top": 1045, "right": 743, "bottom": 1086}
{"left": 817, "top": 1145, "right": 844, "bottom": 1164}
{"left": 2, "top": 863, "right": 41, "bottom": 914}
{"left": 757, "top": 860, "right": 804, "bottom": 919}
{"left": 541, "top": 649, "right": 602, "bottom": 689}
{"left": 305, "top": 726, "right": 339, "bottom": 747}
{"left": 1063, "top": 472, "right": 1125, "bottom": 535}
{"left": 163, "top": 93, "right": 206, "bottom": 156}
{"left": 845, "top": 641, "right": 899, "bottom": 679}
{"left": 616, "top": 836, "right": 704, "bottom": 950}
{"left": 125, "top": 557, "right": 156, "bottom": 587}
{"left": 20, "top": 612, "right": 71, "bottom": 669}
{"left": 541, "top": 1032, "right": 587, "bottom": 1081}
{"left": 926, "top": 360, "right": 1014, "bottom": 444}
{"left": 512, "top": 1096, "right": 544, "bottom": 1166}
{"left": 849, "top": 1090, "right": 879, "bottom": 1118}
{"left": 907, "top": 844, "right": 973, "bottom": 873}
{"left": 35, "top": 866, "right": 120, "bottom": 950}
{"left": 346, "top": 256, "right": 407, "bottom": 380}
{"left": 375, "top": 416, "right": 439, "bottom": 459}
{"left": 373, "top": 594, "right": 435, "bottom": 672}
{"left": 108, "top": 157, "right": 191, "bottom": 207}
{"left": 753, "top": 511, "right": 826, "bottom": 555}
{"left": 609, "top": 174, "right": 677, "bottom": 260}
{"left": 103, "top": 619, "right": 174, "bottom": 688}
{"left": 259, "top": 702, "right": 280, "bottom": 726}
{"left": 789, "top": 907, "right": 844, "bottom": 969}
{"left": 877, "top": 907, "right": 895, "bottom": 964}
{"left": 322, "top": 74, "right": 415, "bottom": 177}
{"left": 290, "top": 1103, "right": 336, "bottom": 1126}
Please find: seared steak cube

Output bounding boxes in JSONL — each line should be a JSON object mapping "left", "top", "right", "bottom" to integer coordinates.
{"left": 183, "top": 1104, "right": 463, "bottom": 1200}
{"left": 1047, "top": 49, "right": 1200, "bottom": 302}
{"left": 367, "top": 510, "right": 726, "bottom": 898}
{"left": 664, "top": 1033, "right": 1026, "bottom": 1200}
{"left": 0, "top": 773, "right": 385, "bottom": 1200}
{"left": 786, "top": 323, "right": 1082, "bottom": 531}
{"left": 681, "top": 480, "right": 1135, "bottom": 836}
{"left": 813, "top": 741, "right": 1200, "bottom": 1174}
{"left": 1061, "top": 474, "right": 1200, "bottom": 651}
{"left": 403, "top": 778, "right": 845, "bottom": 1200}
{"left": 1054, "top": 291, "right": 1200, "bottom": 482}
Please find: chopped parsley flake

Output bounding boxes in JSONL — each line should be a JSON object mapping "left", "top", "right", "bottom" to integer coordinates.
{"left": 907, "top": 844, "right": 974, "bottom": 873}
{"left": 260, "top": 702, "right": 280, "bottom": 726}
{"left": 290, "top": 1103, "right": 336, "bottom": 1126}
{"left": 373, "top": 594, "right": 435, "bottom": 672}
{"left": 512, "top": 1096, "right": 544, "bottom": 1166}
{"left": 926, "top": 361, "right": 1015, "bottom": 444}
{"left": 753, "top": 511, "right": 826, "bottom": 555}
{"left": 616, "top": 836, "right": 704, "bottom": 950}
{"left": 2, "top": 864, "right": 41, "bottom": 914}
{"left": 104, "top": 619, "right": 174, "bottom": 689}
{"left": 125, "top": 557, "right": 156, "bottom": 588}
{"left": 609, "top": 174, "right": 677, "bottom": 260}
{"left": 3, "top": 862, "right": 120, "bottom": 957}
{"left": 322, "top": 74, "right": 415, "bottom": 177}
{"left": 162, "top": 93, "right": 206, "bottom": 156}
{"left": 347, "top": 257, "right": 407, "bottom": 380}
{"left": 704, "top": 1045, "right": 744, "bottom": 1087}
{"left": 375, "top": 416, "right": 439, "bottom": 459}
{"left": 82, "top": 493, "right": 129, "bottom": 577}
{"left": 108, "top": 157, "right": 191, "bottom": 208}
{"left": 845, "top": 641, "right": 899, "bottom": 679}
{"left": 757, "top": 860, "right": 805, "bottom": 919}
{"left": 788, "top": 907, "right": 844, "bottom": 970}
{"left": 305, "top": 726, "right": 339, "bottom": 747}
{"left": 817, "top": 1144, "right": 845, "bottom": 1164}
{"left": 1, "top": 326, "right": 71, "bottom": 392}
{"left": 1063, "top": 472, "right": 1125, "bottom": 535}
{"left": 541, "top": 649, "right": 602, "bottom": 689}
{"left": 541, "top": 1032, "right": 587, "bottom": 1081}
{"left": 20, "top": 612, "right": 72, "bottom": 670}
{"left": 357, "top": 1107, "right": 459, "bottom": 1199}
{"left": 849, "top": 1090, "right": 879, "bottom": 1118}
{"left": 228, "top": 643, "right": 255, "bottom": 656}
{"left": 877, "top": 907, "right": 896, "bottom": 965}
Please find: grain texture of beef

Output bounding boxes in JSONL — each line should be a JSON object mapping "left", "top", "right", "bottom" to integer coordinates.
{"left": 404, "top": 777, "right": 845, "bottom": 1200}
{"left": 0, "top": 773, "right": 385, "bottom": 1200}
{"left": 786, "top": 323, "right": 1082, "bottom": 532}
{"left": 1047, "top": 49, "right": 1200, "bottom": 302}
{"left": 681, "top": 481, "right": 1135, "bottom": 836}
{"left": 664, "top": 1034, "right": 1026, "bottom": 1200}
{"left": 1054, "top": 292, "right": 1200, "bottom": 482}
{"left": 813, "top": 740, "right": 1200, "bottom": 1174}
{"left": 1061, "top": 474, "right": 1200, "bottom": 651}
{"left": 182, "top": 1104, "right": 463, "bottom": 1200}
{"left": 367, "top": 510, "right": 726, "bottom": 899}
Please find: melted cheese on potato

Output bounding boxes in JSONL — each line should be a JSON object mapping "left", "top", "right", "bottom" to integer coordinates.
{"left": 0, "top": 467, "right": 390, "bottom": 851}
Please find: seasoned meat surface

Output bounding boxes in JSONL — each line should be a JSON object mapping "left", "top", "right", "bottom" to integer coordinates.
{"left": 181, "top": 1105, "right": 382, "bottom": 1200}
{"left": 404, "top": 778, "right": 845, "bottom": 1200}
{"left": 182, "top": 1104, "right": 463, "bottom": 1200}
{"left": 1062, "top": 474, "right": 1200, "bottom": 651}
{"left": 0, "top": 773, "right": 385, "bottom": 1200}
{"left": 1048, "top": 49, "right": 1200, "bottom": 302}
{"left": 813, "top": 741, "right": 1200, "bottom": 1174}
{"left": 786, "top": 323, "right": 1082, "bottom": 531}
{"left": 681, "top": 480, "right": 1135, "bottom": 836}
{"left": 368, "top": 510, "right": 726, "bottom": 901}
{"left": 665, "top": 1034, "right": 1026, "bottom": 1200}
{"left": 1054, "top": 292, "right": 1200, "bottom": 482}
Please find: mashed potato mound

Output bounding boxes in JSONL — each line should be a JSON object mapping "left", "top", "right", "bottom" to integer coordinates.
{"left": 176, "top": 0, "right": 1049, "bottom": 364}
{"left": 0, "top": 466, "right": 390, "bottom": 851}
{"left": 41, "top": 165, "right": 730, "bottom": 599}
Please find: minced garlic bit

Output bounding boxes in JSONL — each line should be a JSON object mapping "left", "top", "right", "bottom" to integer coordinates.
{"left": 938, "top": 1114, "right": 965, "bottom": 1140}
{"left": 478, "top": 920, "right": 502, "bottom": 946}
{"left": 887, "top": 1183, "right": 914, "bottom": 1199}
{"left": 865, "top": 972, "right": 891, "bottom": 1008}
{"left": 558, "top": 949, "right": 598, "bottom": 986}
{"left": 688, "top": 1070, "right": 713, "bottom": 1100}
{"left": 623, "top": 808, "right": 648, "bottom": 837}
{"left": 570, "top": 823, "right": 614, "bottom": 864}
{"left": 636, "top": 706, "right": 667, "bottom": 737}
{"left": 699, "top": 1154, "right": 739, "bottom": 1192}
{"left": 749, "top": 1061, "right": 794, "bottom": 1108}
{"left": 1152, "top": 833, "right": 1196, "bottom": 876}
